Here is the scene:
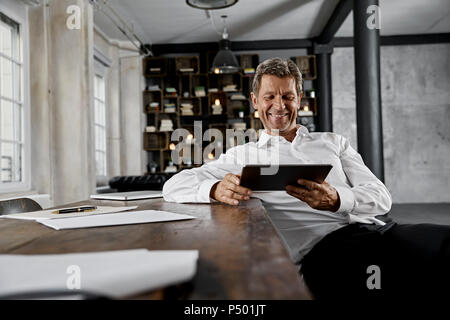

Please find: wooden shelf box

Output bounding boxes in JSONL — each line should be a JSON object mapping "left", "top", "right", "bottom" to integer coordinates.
{"left": 144, "top": 57, "right": 168, "bottom": 77}
{"left": 291, "top": 55, "right": 317, "bottom": 80}
{"left": 144, "top": 132, "right": 168, "bottom": 150}
{"left": 238, "top": 54, "right": 259, "bottom": 75}
{"left": 143, "top": 90, "right": 162, "bottom": 113}
{"left": 176, "top": 56, "right": 199, "bottom": 75}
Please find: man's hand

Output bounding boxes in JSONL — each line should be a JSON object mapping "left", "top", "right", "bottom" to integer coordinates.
{"left": 210, "top": 173, "right": 253, "bottom": 206}
{"left": 286, "top": 179, "right": 340, "bottom": 212}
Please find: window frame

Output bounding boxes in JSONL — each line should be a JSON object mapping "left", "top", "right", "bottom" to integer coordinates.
{"left": 94, "top": 72, "right": 107, "bottom": 179}
{"left": 0, "top": 3, "right": 30, "bottom": 193}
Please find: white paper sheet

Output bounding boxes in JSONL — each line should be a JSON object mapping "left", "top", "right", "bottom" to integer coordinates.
{"left": 0, "top": 249, "right": 199, "bottom": 299}
{"left": 0, "top": 206, "right": 138, "bottom": 221}
{"left": 38, "top": 210, "right": 195, "bottom": 230}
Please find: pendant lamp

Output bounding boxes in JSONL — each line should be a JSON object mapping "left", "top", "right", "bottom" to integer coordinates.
{"left": 186, "top": 0, "right": 239, "bottom": 10}
{"left": 211, "top": 15, "right": 240, "bottom": 74}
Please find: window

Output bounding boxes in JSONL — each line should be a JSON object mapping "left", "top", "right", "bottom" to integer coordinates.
{"left": 94, "top": 73, "right": 107, "bottom": 178}
{"left": 0, "top": 11, "right": 26, "bottom": 190}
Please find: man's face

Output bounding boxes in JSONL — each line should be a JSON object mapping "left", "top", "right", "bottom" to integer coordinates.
{"left": 251, "top": 75, "right": 301, "bottom": 135}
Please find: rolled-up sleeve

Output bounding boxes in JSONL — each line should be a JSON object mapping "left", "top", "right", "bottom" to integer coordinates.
{"left": 162, "top": 149, "right": 241, "bottom": 203}
{"left": 337, "top": 136, "right": 392, "bottom": 223}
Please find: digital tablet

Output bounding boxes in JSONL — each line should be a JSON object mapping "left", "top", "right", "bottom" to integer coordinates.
{"left": 239, "top": 164, "right": 333, "bottom": 191}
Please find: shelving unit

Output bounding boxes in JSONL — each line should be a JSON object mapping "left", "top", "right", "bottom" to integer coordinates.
{"left": 291, "top": 55, "right": 318, "bottom": 132}
{"left": 143, "top": 53, "right": 318, "bottom": 174}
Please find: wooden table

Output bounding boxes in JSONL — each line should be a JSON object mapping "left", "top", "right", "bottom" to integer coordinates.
{"left": 0, "top": 198, "right": 312, "bottom": 299}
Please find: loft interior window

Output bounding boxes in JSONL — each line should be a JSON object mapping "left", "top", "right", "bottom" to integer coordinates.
{"left": 94, "top": 73, "right": 107, "bottom": 178}
{"left": 0, "top": 12, "right": 23, "bottom": 187}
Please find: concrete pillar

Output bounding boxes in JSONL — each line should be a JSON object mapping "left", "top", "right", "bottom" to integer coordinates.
{"left": 29, "top": 0, "right": 95, "bottom": 205}
{"left": 120, "top": 55, "right": 144, "bottom": 175}
{"left": 106, "top": 45, "right": 122, "bottom": 178}
{"left": 29, "top": 5, "right": 52, "bottom": 197}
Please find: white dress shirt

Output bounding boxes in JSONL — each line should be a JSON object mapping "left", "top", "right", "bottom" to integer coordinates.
{"left": 163, "top": 126, "right": 392, "bottom": 266}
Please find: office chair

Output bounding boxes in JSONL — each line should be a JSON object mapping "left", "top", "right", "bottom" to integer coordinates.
{"left": 0, "top": 198, "right": 42, "bottom": 215}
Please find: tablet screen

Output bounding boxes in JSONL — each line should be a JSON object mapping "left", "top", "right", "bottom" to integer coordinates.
{"left": 240, "top": 164, "right": 332, "bottom": 191}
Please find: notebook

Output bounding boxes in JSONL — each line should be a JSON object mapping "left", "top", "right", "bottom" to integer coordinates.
{"left": 90, "top": 190, "right": 163, "bottom": 201}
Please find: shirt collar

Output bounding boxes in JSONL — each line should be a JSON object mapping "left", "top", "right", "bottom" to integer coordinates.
{"left": 257, "top": 125, "right": 311, "bottom": 147}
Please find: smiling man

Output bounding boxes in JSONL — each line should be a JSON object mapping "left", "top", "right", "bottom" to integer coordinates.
{"left": 163, "top": 58, "right": 449, "bottom": 299}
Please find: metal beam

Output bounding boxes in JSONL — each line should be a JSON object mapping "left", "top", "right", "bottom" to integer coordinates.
{"left": 334, "top": 33, "right": 450, "bottom": 47}
{"left": 353, "top": 0, "right": 384, "bottom": 181}
{"left": 316, "top": 0, "right": 353, "bottom": 44}
{"left": 150, "top": 33, "right": 450, "bottom": 55}
{"left": 151, "top": 39, "right": 312, "bottom": 55}
{"left": 313, "top": 43, "right": 334, "bottom": 132}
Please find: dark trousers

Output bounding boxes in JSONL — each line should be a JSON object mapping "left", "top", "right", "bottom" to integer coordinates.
{"left": 300, "top": 221, "right": 450, "bottom": 300}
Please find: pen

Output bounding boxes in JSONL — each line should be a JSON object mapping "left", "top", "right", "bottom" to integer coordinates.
{"left": 52, "top": 206, "right": 97, "bottom": 214}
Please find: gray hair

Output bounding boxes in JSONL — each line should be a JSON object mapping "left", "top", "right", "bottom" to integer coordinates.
{"left": 252, "top": 57, "right": 303, "bottom": 97}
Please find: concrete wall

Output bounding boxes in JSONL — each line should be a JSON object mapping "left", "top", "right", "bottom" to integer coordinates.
{"left": 332, "top": 44, "right": 450, "bottom": 203}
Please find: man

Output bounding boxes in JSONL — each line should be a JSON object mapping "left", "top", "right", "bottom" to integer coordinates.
{"left": 163, "top": 58, "right": 449, "bottom": 299}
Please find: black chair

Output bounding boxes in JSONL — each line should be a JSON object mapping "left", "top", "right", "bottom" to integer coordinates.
{"left": 108, "top": 174, "right": 174, "bottom": 192}
{"left": 0, "top": 198, "right": 42, "bottom": 215}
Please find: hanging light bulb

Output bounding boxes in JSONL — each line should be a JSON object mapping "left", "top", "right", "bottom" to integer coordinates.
{"left": 211, "top": 15, "right": 240, "bottom": 74}
{"left": 186, "top": 0, "right": 238, "bottom": 10}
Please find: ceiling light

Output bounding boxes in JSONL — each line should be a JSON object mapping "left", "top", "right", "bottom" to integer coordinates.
{"left": 211, "top": 16, "right": 240, "bottom": 74}
{"left": 186, "top": 0, "right": 239, "bottom": 10}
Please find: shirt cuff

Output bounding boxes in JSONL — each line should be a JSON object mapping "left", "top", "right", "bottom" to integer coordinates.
{"left": 197, "top": 179, "right": 221, "bottom": 203}
{"left": 333, "top": 185, "right": 355, "bottom": 215}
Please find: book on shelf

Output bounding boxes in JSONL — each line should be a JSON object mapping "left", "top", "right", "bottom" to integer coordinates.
{"left": 194, "top": 86, "right": 206, "bottom": 97}
{"left": 148, "top": 102, "right": 160, "bottom": 112}
{"left": 164, "top": 103, "right": 176, "bottom": 113}
{"left": 208, "top": 88, "right": 218, "bottom": 93}
{"left": 181, "top": 103, "right": 194, "bottom": 116}
{"left": 149, "top": 67, "right": 161, "bottom": 73}
{"left": 145, "top": 126, "right": 156, "bottom": 133}
{"left": 159, "top": 119, "right": 174, "bottom": 132}
{"left": 244, "top": 68, "right": 255, "bottom": 74}
{"left": 230, "top": 94, "right": 246, "bottom": 100}
{"left": 147, "top": 85, "right": 160, "bottom": 91}
{"left": 165, "top": 87, "right": 177, "bottom": 97}
{"left": 223, "top": 84, "right": 237, "bottom": 92}
{"left": 179, "top": 68, "right": 194, "bottom": 73}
